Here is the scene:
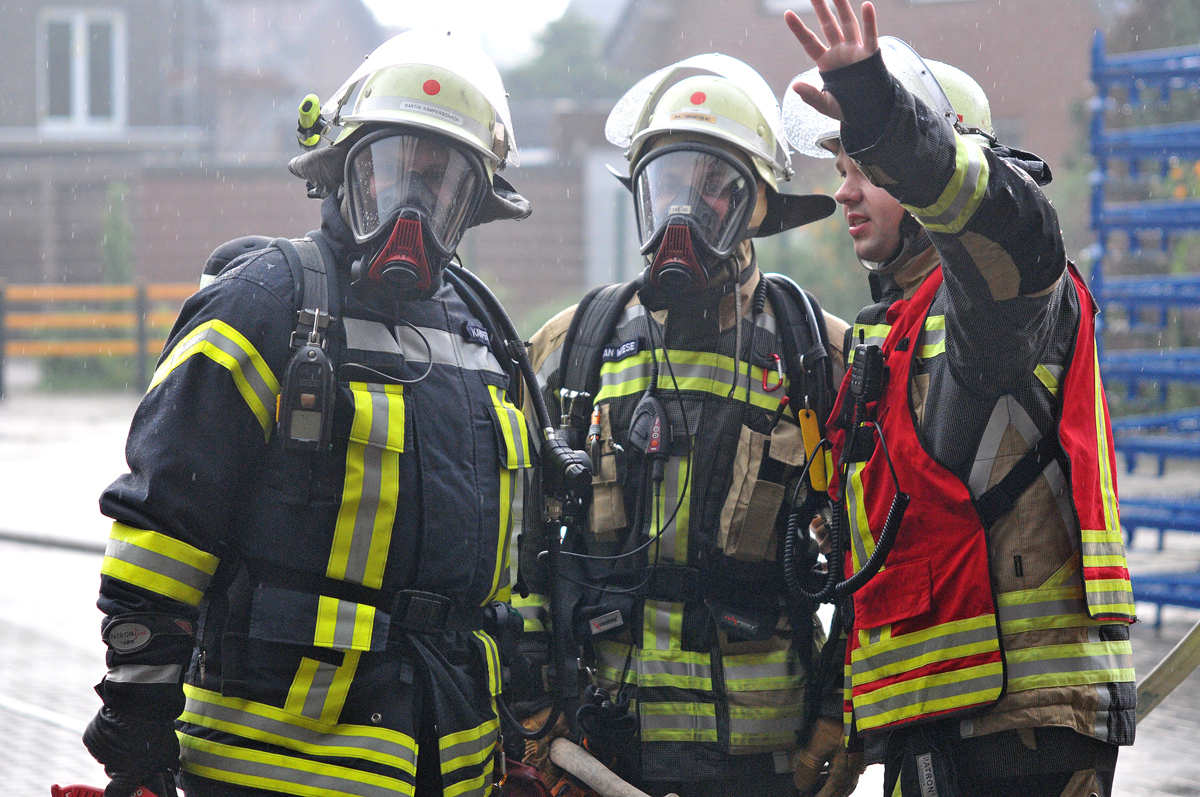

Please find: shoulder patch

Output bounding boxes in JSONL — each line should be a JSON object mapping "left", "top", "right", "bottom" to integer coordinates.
{"left": 463, "top": 321, "right": 491, "bottom": 347}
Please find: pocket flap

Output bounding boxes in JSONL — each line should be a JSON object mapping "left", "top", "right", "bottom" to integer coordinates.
{"left": 768, "top": 419, "right": 806, "bottom": 467}
{"left": 853, "top": 558, "right": 932, "bottom": 629}
{"left": 347, "top": 382, "right": 406, "bottom": 452}
{"left": 488, "top": 384, "right": 531, "bottom": 469}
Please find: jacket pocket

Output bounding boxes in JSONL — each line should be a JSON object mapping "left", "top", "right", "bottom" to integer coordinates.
{"left": 589, "top": 402, "right": 626, "bottom": 542}
{"left": 719, "top": 421, "right": 805, "bottom": 562}
{"left": 853, "top": 558, "right": 932, "bottom": 629}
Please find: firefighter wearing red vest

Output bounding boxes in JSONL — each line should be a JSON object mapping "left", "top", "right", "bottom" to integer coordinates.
{"left": 781, "top": 2, "right": 1136, "bottom": 795}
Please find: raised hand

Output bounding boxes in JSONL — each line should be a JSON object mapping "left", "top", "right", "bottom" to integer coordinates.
{"left": 784, "top": 0, "right": 880, "bottom": 121}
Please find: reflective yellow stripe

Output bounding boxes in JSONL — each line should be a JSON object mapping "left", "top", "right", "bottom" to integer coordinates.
{"left": 847, "top": 323, "right": 891, "bottom": 364}
{"left": 150, "top": 319, "right": 279, "bottom": 439}
{"left": 101, "top": 522, "right": 219, "bottom": 606}
{"left": 488, "top": 385, "right": 531, "bottom": 469}
{"left": 723, "top": 648, "right": 806, "bottom": 692}
{"left": 1085, "top": 358, "right": 1134, "bottom": 618}
{"left": 485, "top": 464, "right": 515, "bottom": 605}
{"left": 595, "top": 349, "right": 788, "bottom": 410}
{"left": 1093, "top": 359, "right": 1120, "bottom": 536}
{"left": 639, "top": 701, "right": 718, "bottom": 743}
{"left": 594, "top": 641, "right": 712, "bottom": 690}
{"left": 440, "top": 717, "right": 499, "bottom": 774}
{"left": 904, "top": 136, "right": 990, "bottom": 234}
{"left": 329, "top": 383, "right": 403, "bottom": 588}
{"left": 283, "top": 651, "right": 361, "bottom": 724}
{"left": 513, "top": 593, "right": 548, "bottom": 632}
{"left": 313, "top": 597, "right": 377, "bottom": 651}
{"left": 851, "top": 614, "right": 998, "bottom": 681}
{"left": 728, "top": 702, "right": 805, "bottom": 748}
{"left": 1005, "top": 640, "right": 1135, "bottom": 692}
{"left": 473, "top": 631, "right": 503, "bottom": 696}
{"left": 853, "top": 661, "right": 1004, "bottom": 730}
{"left": 919, "top": 315, "right": 947, "bottom": 359}
{"left": 182, "top": 684, "right": 416, "bottom": 774}
{"left": 1035, "top": 364, "right": 1060, "bottom": 396}
{"left": 180, "top": 732, "right": 413, "bottom": 797}
{"left": 845, "top": 461, "right": 874, "bottom": 572}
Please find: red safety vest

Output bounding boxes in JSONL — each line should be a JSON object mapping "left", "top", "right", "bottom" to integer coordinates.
{"left": 826, "top": 263, "right": 1134, "bottom": 734}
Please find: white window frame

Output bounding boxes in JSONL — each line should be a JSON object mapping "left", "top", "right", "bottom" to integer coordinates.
{"left": 36, "top": 8, "right": 128, "bottom": 131}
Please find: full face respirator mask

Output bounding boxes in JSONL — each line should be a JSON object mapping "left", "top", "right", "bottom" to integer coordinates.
{"left": 344, "top": 129, "right": 488, "bottom": 299}
{"left": 632, "top": 142, "right": 757, "bottom": 295}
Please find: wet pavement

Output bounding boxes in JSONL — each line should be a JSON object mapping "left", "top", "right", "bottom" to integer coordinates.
{"left": 1, "top": 389, "right": 1198, "bottom": 795}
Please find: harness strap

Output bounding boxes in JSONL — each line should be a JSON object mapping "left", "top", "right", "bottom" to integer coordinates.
{"left": 973, "top": 432, "right": 1065, "bottom": 530}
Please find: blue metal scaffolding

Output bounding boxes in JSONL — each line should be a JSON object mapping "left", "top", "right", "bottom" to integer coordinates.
{"left": 1090, "top": 31, "right": 1200, "bottom": 620}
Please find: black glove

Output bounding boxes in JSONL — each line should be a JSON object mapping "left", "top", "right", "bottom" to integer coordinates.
{"left": 83, "top": 706, "right": 180, "bottom": 797}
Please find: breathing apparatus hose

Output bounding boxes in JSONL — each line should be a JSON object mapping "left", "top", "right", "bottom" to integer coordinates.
{"left": 782, "top": 403, "right": 909, "bottom": 606}
{"left": 444, "top": 264, "right": 586, "bottom": 741}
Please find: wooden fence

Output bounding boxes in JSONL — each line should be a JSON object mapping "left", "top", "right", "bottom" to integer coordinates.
{"left": 0, "top": 282, "right": 196, "bottom": 397}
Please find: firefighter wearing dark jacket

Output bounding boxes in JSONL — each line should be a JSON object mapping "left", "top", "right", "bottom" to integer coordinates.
{"left": 517, "top": 56, "right": 854, "bottom": 797}
{"left": 82, "top": 30, "right": 533, "bottom": 797}
{"left": 783, "top": 3, "right": 1136, "bottom": 795}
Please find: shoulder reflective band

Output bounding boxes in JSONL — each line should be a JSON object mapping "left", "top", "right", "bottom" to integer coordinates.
{"left": 329, "top": 382, "right": 404, "bottom": 588}
{"left": 150, "top": 319, "right": 280, "bottom": 440}
{"left": 101, "top": 522, "right": 219, "bottom": 607}
{"left": 919, "top": 315, "right": 946, "bottom": 359}
{"left": 847, "top": 323, "right": 890, "bottom": 364}
{"left": 902, "top": 136, "right": 990, "bottom": 235}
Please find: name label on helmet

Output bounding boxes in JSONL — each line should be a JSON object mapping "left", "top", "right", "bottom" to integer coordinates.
{"left": 669, "top": 110, "right": 716, "bottom": 124}
{"left": 602, "top": 338, "right": 641, "bottom": 362}
{"left": 397, "top": 99, "right": 464, "bottom": 127}
{"left": 668, "top": 205, "right": 693, "bottom": 215}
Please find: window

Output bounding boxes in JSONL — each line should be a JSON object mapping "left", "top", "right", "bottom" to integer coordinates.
{"left": 38, "top": 10, "right": 126, "bottom": 130}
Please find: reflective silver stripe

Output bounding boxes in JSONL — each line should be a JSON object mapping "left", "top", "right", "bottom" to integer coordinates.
{"left": 342, "top": 318, "right": 401, "bottom": 354}
{"left": 612, "top": 303, "right": 648, "bottom": 338}
{"left": 641, "top": 711, "right": 718, "bottom": 732}
{"left": 1081, "top": 540, "right": 1127, "bottom": 559}
{"left": 180, "top": 735, "right": 412, "bottom": 797}
{"left": 106, "top": 664, "right": 182, "bottom": 684}
{"left": 753, "top": 310, "right": 777, "bottom": 335}
{"left": 854, "top": 668, "right": 1003, "bottom": 724}
{"left": 640, "top": 656, "right": 711, "bottom": 681}
{"left": 1094, "top": 682, "right": 1112, "bottom": 741}
{"left": 1005, "top": 648, "right": 1134, "bottom": 681}
{"left": 104, "top": 537, "right": 214, "bottom": 597}
{"left": 182, "top": 688, "right": 417, "bottom": 768}
{"left": 535, "top": 345, "right": 562, "bottom": 393}
{"left": 968, "top": 395, "right": 1042, "bottom": 498}
{"left": 654, "top": 457, "right": 683, "bottom": 562}
{"left": 157, "top": 323, "right": 278, "bottom": 428}
{"left": 852, "top": 622, "right": 998, "bottom": 679}
{"left": 728, "top": 708, "right": 804, "bottom": 736}
{"left": 300, "top": 659, "right": 341, "bottom": 720}
{"left": 912, "top": 139, "right": 987, "bottom": 233}
{"left": 440, "top": 724, "right": 498, "bottom": 769}
{"left": 396, "top": 325, "right": 505, "bottom": 375}
{"left": 345, "top": 424, "right": 388, "bottom": 584}
{"left": 997, "top": 596, "right": 1088, "bottom": 624}
{"left": 600, "top": 354, "right": 783, "bottom": 403}
{"left": 723, "top": 655, "right": 805, "bottom": 684}
{"left": 844, "top": 461, "right": 872, "bottom": 570}
{"left": 649, "top": 600, "right": 673, "bottom": 652}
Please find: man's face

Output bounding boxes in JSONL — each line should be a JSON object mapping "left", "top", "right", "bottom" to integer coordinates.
{"left": 833, "top": 145, "right": 905, "bottom": 264}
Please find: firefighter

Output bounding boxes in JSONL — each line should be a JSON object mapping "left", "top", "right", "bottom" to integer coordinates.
{"left": 82, "top": 29, "right": 532, "bottom": 797}
{"left": 783, "top": 2, "right": 1136, "bottom": 795}
{"left": 515, "top": 55, "right": 855, "bottom": 797}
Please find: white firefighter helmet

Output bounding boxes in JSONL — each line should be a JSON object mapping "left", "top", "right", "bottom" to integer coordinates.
{"left": 782, "top": 36, "right": 956, "bottom": 158}
{"left": 323, "top": 28, "right": 518, "bottom": 169}
{"left": 926, "top": 59, "right": 994, "bottom": 148}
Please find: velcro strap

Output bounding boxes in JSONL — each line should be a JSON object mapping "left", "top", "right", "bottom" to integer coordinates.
{"left": 389, "top": 590, "right": 488, "bottom": 635}
{"left": 974, "top": 434, "right": 1064, "bottom": 530}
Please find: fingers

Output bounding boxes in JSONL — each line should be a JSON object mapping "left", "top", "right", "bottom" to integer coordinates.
{"left": 784, "top": 9, "right": 828, "bottom": 62}
{"left": 834, "top": 0, "right": 861, "bottom": 47}
{"left": 861, "top": 2, "right": 879, "bottom": 52}
{"left": 791, "top": 81, "right": 846, "bottom": 122}
{"left": 811, "top": 0, "right": 846, "bottom": 50}
{"left": 791, "top": 746, "right": 828, "bottom": 792}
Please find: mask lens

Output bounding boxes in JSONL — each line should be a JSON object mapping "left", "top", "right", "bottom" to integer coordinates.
{"left": 346, "top": 132, "right": 485, "bottom": 252}
{"left": 634, "top": 147, "right": 753, "bottom": 257}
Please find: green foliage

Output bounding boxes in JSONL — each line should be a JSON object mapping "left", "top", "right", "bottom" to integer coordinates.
{"left": 503, "top": 11, "right": 635, "bottom": 100}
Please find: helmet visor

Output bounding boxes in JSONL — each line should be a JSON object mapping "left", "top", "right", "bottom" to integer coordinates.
{"left": 633, "top": 144, "right": 755, "bottom": 258}
{"left": 345, "top": 130, "right": 486, "bottom": 252}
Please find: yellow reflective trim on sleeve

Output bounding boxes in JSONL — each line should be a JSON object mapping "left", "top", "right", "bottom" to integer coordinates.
{"left": 150, "top": 319, "right": 280, "bottom": 439}
{"left": 1035, "top": 364, "right": 1060, "bottom": 397}
{"left": 903, "top": 137, "right": 990, "bottom": 235}
{"left": 1093, "top": 358, "right": 1121, "bottom": 535}
{"left": 101, "top": 522, "right": 219, "bottom": 606}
